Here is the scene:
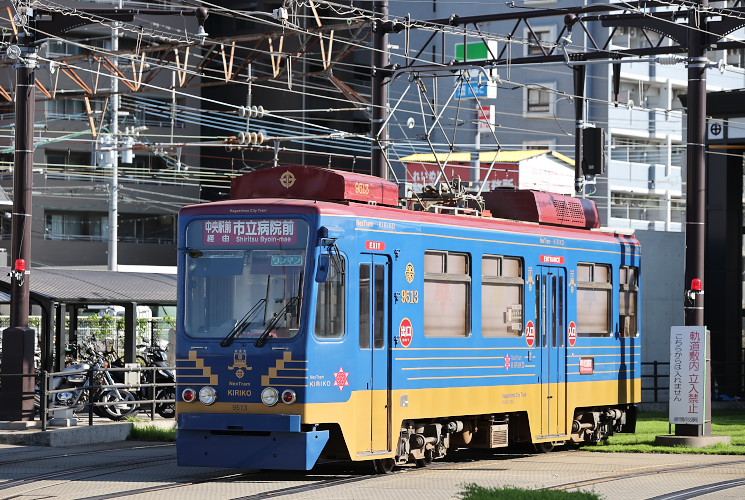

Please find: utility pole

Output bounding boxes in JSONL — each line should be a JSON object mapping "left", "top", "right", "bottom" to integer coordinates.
{"left": 0, "top": 5, "right": 38, "bottom": 421}
{"left": 371, "top": 0, "right": 389, "bottom": 179}
{"left": 680, "top": 0, "right": 710, "bottom": 437}
{"left": 108, "top": 1, "right": 121, "bottom": 272}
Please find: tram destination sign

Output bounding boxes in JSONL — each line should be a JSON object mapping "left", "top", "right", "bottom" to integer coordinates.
{"left": 202, "top": 219, "right": 298, "bottom": 246}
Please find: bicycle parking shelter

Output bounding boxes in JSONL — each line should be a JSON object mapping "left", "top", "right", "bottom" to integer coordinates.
{"left": 0, "top": 268, "right": 176, "bottom": 372}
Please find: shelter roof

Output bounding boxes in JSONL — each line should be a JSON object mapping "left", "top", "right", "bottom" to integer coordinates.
{"left": 399, "top": 150, "right": 575, "bottom": 166}
{"left": 0, "top": 267, "right": 176, "bottom": 305}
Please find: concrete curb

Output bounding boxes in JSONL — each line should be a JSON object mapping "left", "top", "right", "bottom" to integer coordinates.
{"left": 0, "top": 419, "right": 175, "bottom": 447}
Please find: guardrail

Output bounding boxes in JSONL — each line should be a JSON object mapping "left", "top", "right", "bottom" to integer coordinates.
{"left": 35, "top": 364, "right": 175, "bottom": 430}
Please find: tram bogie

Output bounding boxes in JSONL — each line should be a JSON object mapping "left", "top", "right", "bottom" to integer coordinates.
{"left": 176, "top": 166, "right": 641, "bottom": 471}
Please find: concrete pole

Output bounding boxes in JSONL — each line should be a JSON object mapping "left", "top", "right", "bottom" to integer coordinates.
{"left": 108, "top": 4, "right": 120, "bottom": 271}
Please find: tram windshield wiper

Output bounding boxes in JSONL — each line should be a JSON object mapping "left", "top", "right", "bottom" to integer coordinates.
{"left": 255, "top": 297, "right": 299, "bottom": 348}
{"left": 220, "top": 298, "right": 267, "bottom": 347}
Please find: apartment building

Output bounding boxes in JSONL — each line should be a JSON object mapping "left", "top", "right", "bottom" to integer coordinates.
{"left": 0, "top": 3, "right": 209, "bottom": 266}
{"left": 389, "top": 0, "right": 745, "bottom": 231}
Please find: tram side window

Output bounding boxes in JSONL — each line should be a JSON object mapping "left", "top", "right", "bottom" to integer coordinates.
{"left": 482, "top": 255, "right": 524, "bottom": 337}
{"left": 619, "top": 266, "right": 639, "bottom": 337}
{"left": 577, "top": 263, "right": 612, "bottom": 337}
{"left": 424, "top": 250, "right": 471, "bottom": 337}
{"left": 315, "top": 257, "right": 345, "bottom": 338}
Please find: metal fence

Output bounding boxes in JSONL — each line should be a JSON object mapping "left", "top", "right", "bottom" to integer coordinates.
{"left": 641, "top": 361, "right": 670, "bottom": 403}
{"left": 35, "top": 364, "right": 174, "bottom": 430}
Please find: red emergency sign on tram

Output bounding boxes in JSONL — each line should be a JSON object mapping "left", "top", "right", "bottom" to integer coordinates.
{"left": 568, "top": 321, "right": 577, "bottom": 346}
{"left": 365, "top": 240, "right": 386, "bottom": 251}
{"left": 525, "top": 320, "right": 536, "bottom": 347}
{"left": 399, "top": 318, "right": 413, "bottom": 347}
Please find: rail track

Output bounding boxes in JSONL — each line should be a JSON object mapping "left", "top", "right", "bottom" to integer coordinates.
{"left": 1, "top": 446, "right": 744, "bottom": 499}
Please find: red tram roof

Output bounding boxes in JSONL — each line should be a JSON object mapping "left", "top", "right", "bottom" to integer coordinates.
{"left": 482, "top": 190, "right": 600, "bottom": 229}
{"left": 231, "top": 166, "right": 399, "bottom": 207}
{"left": 230, "top": 166, "right": 600, "bottom": 230}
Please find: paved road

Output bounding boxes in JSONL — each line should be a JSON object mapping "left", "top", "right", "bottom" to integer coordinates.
{"left": 1, "top": 442, "right": 744, "bottom": 499}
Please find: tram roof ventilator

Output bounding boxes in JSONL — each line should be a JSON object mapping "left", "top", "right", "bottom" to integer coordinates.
{"left": 231, "top": 166, "right": 600, "bottom": 229}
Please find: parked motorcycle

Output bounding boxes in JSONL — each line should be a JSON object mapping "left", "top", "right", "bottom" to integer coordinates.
{"left": 39, "top": 346, "right": 139, "bottom": 421}
{"left": 138, "top": 346, "right": 176, "bottom": 418}
{"left": 108, "top": 345, "right": 175, "bottom": 418}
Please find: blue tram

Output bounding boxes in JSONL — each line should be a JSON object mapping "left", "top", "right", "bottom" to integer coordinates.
{"left": 176, "top": 166, "right": 640, "bottom": 471}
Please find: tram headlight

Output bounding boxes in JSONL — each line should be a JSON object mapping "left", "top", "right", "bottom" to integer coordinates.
{"left": 182, "top": 387, "right": 197, "bottom": 403}
{"left": 261, "top": 387, "right": 279, "bottom": 406}
{"left": 198, "top": 386, "right": 217, "bottom": 405}
{"left": 281, "top": 389, "right": 297, "bottom": 405}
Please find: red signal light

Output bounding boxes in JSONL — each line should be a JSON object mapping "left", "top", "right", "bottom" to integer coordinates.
{"left": 15, "top": 259, "right": 26, "bottom": 273}
{"left": 691, "top": 278, "right": 703, "bottom": 292}
{"left": 182, "top": 388, "right": 197, "bottom": 403}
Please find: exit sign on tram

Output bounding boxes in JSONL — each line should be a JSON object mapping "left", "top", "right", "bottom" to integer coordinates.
{"left": 454, "top": 40, "right": 498, "bottom": 62}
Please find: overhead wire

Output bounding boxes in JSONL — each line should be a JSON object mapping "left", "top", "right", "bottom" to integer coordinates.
{"left": 0, "top": 2, "right": 732, "bottom": 184}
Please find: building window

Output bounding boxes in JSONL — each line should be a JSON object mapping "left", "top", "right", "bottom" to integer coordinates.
{"left": 45, "top": 211, "right": 176, "bottom": 243}
{"left": 46, "top": 40, "right": 85, "bottom": 57}
{"left": 0, "top": 213, "right": 11, "bottom": 240}
{"left": 45, "top": 211, "right": 109, "bottom": 241}
{"left": 121, "top": 96, "right": 186, "bottom": 129}
{"left": 46, "top": 99, "right": 85, "bottom": 118}
{"left": 523, "top": 140, "right": 554, "bottom": 150}
{"left": 577, "top": 263, "right": 612, "bottom": 337}
{"left": 133, "top": 154, "right": 169, "bottom": 172}
{"left": 526, "top": 27, "right": 553, "bottom": 56}
{"left": 611, "top": 192, "right": 684, "bottom": 224}
{"left": 525, "top": 84, "right": 554, "bottom": 115}
{"left": 315, "top": 256, "right": 345, "bottom": 338}
{"left": 619, "top": 266, "right": 639, "bottom": 337}
{"left": 482, "top": 255, "right": 523, "bottom": 337}
{"left": 45, "top": 150, "right": 93, "bottom": 170}
{"left": 424, "top": 250, "right": 471, "bottom": 337}
{"left": 119, "top": 214, "right": 176, "bottom": 243}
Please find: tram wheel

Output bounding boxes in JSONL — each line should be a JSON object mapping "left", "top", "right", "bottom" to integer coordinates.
{"left": 415, "top": 449, "right": 433, "bottom": 468}
{"left": 534, "top": 441, "right": 554, "bottom": 453}
{"left": 372, "top": 458, "right": 396, "bottom": 474}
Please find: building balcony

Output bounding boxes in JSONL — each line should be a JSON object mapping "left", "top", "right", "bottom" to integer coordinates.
{"left": 607, "top": 159, "right": 682, "bottom": 197}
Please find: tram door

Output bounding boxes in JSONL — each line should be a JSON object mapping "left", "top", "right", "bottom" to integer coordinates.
{"left": 358, "top": 254, "right": 392, "bottom": 454}
{"left": 536, "top": 266, "right": 567, "bottom": 437}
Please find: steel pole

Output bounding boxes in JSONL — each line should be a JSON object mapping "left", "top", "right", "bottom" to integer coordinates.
{"left": 371, "top": 0, "right": 389, "bottom": 179}
{"left": 0, "top": 32, "right": 37, "bottom": 421}
{"left": 680, "top": 1, "right": 710, "bottom": 437}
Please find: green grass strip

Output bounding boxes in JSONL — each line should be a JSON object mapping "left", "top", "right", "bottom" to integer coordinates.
{"left": 586, "top": 410, "right": 745, "bottom": 454}
{"left": 128, "top": 424, "right": 176, "bottom": 442}
{"left": 459, "top": 484, "right": 601, "bottom": 500}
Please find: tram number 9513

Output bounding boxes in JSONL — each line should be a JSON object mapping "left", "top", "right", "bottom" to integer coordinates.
{"left": 401, "top": 290, "right": 419, "bottom": 303}
{"left": 232, "top": 404, "right": 250, "bottom": 412}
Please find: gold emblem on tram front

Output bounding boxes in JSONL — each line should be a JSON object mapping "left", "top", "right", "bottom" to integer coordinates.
{"left": 279, "top": 171, "right": 296, "bottom": 189}
{"left": 228, "top": 350, "right": 252, "bottom": 379}
{"left": 405, "top": 263, "right": 415, "bottom": 283}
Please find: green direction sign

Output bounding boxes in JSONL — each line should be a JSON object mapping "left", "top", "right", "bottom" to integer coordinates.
{"left": 454, "top": 40, "right": 498, "bottom": 62}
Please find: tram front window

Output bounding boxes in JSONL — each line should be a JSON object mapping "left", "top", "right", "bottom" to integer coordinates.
{"left": 183, "top": 218, "right": 309, "bottom": 340}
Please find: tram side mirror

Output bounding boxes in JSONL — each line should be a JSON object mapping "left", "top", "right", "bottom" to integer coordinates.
{"left": 315, "top": 254, "right": 331, "bottom": 283}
